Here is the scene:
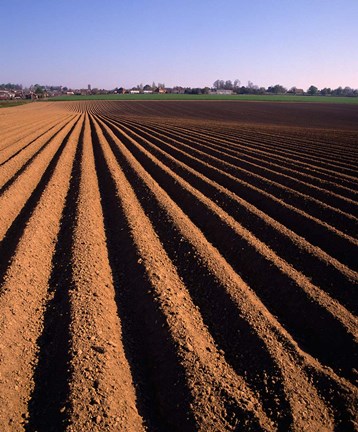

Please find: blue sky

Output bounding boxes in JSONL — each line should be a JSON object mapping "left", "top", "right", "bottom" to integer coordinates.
{"left": 1, "top": 0, "right": 357, "bottom": 89}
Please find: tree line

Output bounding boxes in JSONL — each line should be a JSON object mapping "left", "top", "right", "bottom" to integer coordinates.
{"left": 126, "top": 80, "right": 358, "bottom": 96}
{"left": 1, "top": 81, "right": 357, "bottom": 97}
{"left": 212, "top": 80, "right": 358, "bottom": 96}
{"left": 0, "top": 83, "right": 63, "bottom": 94}
{"left": 0, "top": 83, "right": 23, "bottom": 90}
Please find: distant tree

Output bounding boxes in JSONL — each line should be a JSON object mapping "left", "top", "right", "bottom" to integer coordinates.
{"left": 0, "top": 83, "right": 22, "bottom": 90}
{"left": 246, "top": 81, "right": 259, "bottom": 94}
{"left": 233, "top": 79, "right": 241, "bottom": 89}
{"left": 237, "top": 85, "right": 247, "bottom": 94}
{"left": 214, "top": 79, "right": 236, "bottom": 90}
{"left": 152, "top": 81, "right": 156, "bottom": 89}
{"left": 331, "top": 86, "right": 343, "bottom": 96}
{"left": 342, "top": 86, "right": 354, "bottom": 96}
{"left": 34, "top": 84, "right": 44, "bottom": 95}
{"left": 202, "top": 87, "right": 210, "bottom": 94}
{"left": 213, "top": 80, "right": 225, "bottom": 89}
{"left": 63, "top": 86, "right": 68, "bottom": 92}
{"left": 267, "top": 84, "right": 287, "bottom": 94}
{"left": 307, "top": 85, "right": 318, "bottom": 95}
{"left": 183, "top": 87, "right": 201, "bottom": 95}
{"left": 320, "top": 87, "right": 331, "bottom": 96}
{"left": 143, "top": 84, "right": 152, "bottom": 91}
{"left": 224, "top": 80, "right": 233, "bottom": 90}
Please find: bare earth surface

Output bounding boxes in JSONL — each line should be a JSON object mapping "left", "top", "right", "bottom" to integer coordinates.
{"left": 0, "top": 101, "right": 357, "bottom": 431}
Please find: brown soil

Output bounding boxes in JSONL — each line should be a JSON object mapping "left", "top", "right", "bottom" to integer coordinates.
{"left": 0, "top": 101, "right": 357, "bottom": 431}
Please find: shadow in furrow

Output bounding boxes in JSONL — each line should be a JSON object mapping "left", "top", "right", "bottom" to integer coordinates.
{"left": 91, "top": 119, "right": 197, "bottom": 432}
{"left": 127, "top": 118, "right": 358, "bottom": 193}
{"left": 101, "top": 121, "right": 357, "bottom": 384}
{"left": 121, "top": 121, "right": 357, "bottom": 216}
{"left": 116, "top": 121, "right": 357, "bottom": 314}
{"left": 118, "top": 124, "right": 358, "bottom": 314}
{"left": 26, "top": 119, "right": 85, "bottom": 432}
{"left": 0, "top": 117, "right": 72, "bottom": 168}
{"left": 303, "top": 366, "right": 357, "bottom": 431}
{"left": 97, "top": 119, "right": 294, "bottom": 430}
{"left": 0, "top": 118, "right": 75, "bottom": 195}
{"left": 0, "top": 120, "right": 79, "bottom": 292}
{"left": 114, "top": 121, "right": 358, "bottom": 270}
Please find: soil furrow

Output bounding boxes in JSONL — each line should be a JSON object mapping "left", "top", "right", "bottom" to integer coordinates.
{"left": 113, "top": 119, "right": 358, "bottom": 235}
{"left": 96, "top": 117, "right": 357, "bottom": 382}
{"left": 166, "top": 121, "right": 358, "bottom": 186}
{"left": 0, "top": 115, "right": 83, "bottom": 431}
{"left": 92, "top": 115, "right": 274, "bottom": 431}
{"left": 186, "top": 124, "right": 357, "bottom": 163}
{"left": 25, "top": 117, "right": 85, "bottom": 432}
{"left": 110, "top": 117, "right": 358, "bottom": 203}
{"left": 63, "top": 115, "right": 144, "bottom": 431}
{"left": 0, "top": 114, "right": 74, "bottom": 168}
{"left": 126, "top": 115, "right": 358, "bottom": 169}
{"left": 102, "top": 116, "right": 358, "bottom": 270}
{"left": 1, "top": 100, "right": 356, "bottom": 431}
{"left": 27, "top": 116, "right": 84, "bottom": 431}
{"left": 0, "top": 117, "right": 80, "bottom": 290}
{"left": 0, "top": 116, "right": 79, "bottom": 243}
{"left": 122, "top": 116, "right": 357, "bottom": 169}
{"left": 190, "top": 125, "right": 358, "bottom": 174}
{"left": 104, "top": 119, "right": 358, "bottom": 314}
{"left": 0, "top": 116, "right": 61, "bottom": 152}
{"left": 0, "top": 115, "right": 78, "bottom": 191}
{"left": 95, "top": 113, "right": 357, "bottom": 431}
{"left": 125, "top": 119, "right": 358, "bottom": 211}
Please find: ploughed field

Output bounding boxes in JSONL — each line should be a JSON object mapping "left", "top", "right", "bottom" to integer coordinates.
{"left": 0, "top": 100, "right": 357, "bottom": 431}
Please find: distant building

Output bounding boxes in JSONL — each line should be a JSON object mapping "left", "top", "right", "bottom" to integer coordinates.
{"left": 209, "top": 89, "right": 233, "bottom": 95}
{"left": 0, "top": 91, "right": 12, "bottom": 100}
{"left": 288, "top": 87, "right": 304, "bottom": 95}
{"left": 154, "top": 87, "right": 166, "bottom": 94}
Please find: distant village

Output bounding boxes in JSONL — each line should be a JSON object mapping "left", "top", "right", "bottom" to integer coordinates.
{"left": 0, "top": 83, "right": 185, "bottom": 100}
{"left": 0, "top": 83, "right": 239, "bottom": 100}
{"left": 1, "top": 80, "right": 357, "bottom": 100}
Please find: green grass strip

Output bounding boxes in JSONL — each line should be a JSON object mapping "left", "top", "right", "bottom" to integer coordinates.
{"left": 45, "top": 94, "right": 358, "bottom": 104}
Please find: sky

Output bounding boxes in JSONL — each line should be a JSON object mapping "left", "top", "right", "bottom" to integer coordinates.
{"left": 1, "top": 0, "right": 358, "bottom": 90}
